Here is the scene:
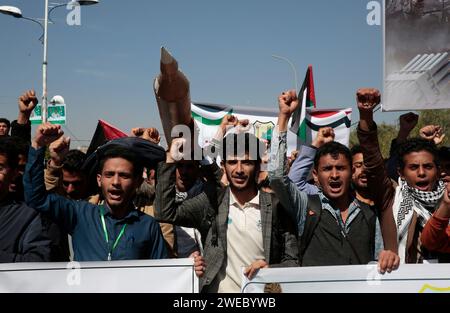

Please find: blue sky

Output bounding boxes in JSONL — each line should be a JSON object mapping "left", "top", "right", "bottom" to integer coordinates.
{"left": 0, "top": 0, "right": 403, "bottom": 147}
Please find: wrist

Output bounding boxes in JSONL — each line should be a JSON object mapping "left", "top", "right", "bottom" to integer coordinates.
{"left": 166, "top": 151, "right": 175, "bottom": 164}
{"left": 47, "top": 159, "right": 63, "bottom": 171}
{"left": 436, "top": 204, "right": 450, "bottom": 219}
{"left": 358, "top": 118, "right": 375, "bottom": 132}
{"left": 17, "top": 112, "right": 30, "bottom": 125}
{"left": 31, "top": 139, "right": 42, "bottom": 150}
{"left": 49, "top": 158, "right": 62, "bottom": 167}
{"left": 311, "top": 140, "right": 321, "bottom": 149}
{"left": 277, "top": 114, "right": 289, "bottom": 132}
{"left": 358, "top": 110, "right": 373, "bottom": 121}
{"left": 397, "top": 130, "right": 410, "bottom": 140}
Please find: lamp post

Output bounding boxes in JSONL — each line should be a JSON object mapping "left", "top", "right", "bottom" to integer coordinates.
{"left": 272, "top": 54, "right": 299, "bottom": 93}
{"left": 0, "top": 0, "right": 99, "bottom": 123}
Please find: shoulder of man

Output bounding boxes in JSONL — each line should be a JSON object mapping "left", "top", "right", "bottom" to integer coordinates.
{"left": 4, "top": 201, "right": 40, "bottom": 222}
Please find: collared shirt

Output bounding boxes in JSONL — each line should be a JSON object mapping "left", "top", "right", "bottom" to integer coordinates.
{"left": 24, "top": 147, "right": 168, "bottom": 262}
{"left": 215, "top": 191, "right": 264, "bottom": 293}
{"left": 268, "top": 127, "right": 383, "bottom": 260}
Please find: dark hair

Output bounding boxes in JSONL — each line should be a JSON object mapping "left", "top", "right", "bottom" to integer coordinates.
{"left": 397, "top": 138, "right": 439, "bottom": 169}
{"left": 350, "top": 144, "right": 363, "bottom": 157}
{"left": 10, "top": 137, "right": 29, "bottom": 157}
{"left": 98, "top": 145, "right": 143, "bottom": 178}
{"left": 314, "top": 141, "right": 352, "bottom": 169}
{"left": 62, "top": 150, "right": 87, "bottom": 173}
{"left": 0, "top": 137, "right": 19, "bottom": 169}
{"left": 438, "top": 146, "right": 450, "bottom": 162}
{"left": 0, "top": 118, "right": 10, "bottom": 129}
{"left": 221, "top": 133, "right": 264, "bottom": 162}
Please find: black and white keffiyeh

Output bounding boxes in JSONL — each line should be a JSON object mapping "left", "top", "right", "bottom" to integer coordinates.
{"left": 393, "top": 178, "right": 445, "bottom": 262}
{"left": 174, "top": 180, "right": 205, "bottom": 256}
{"left": 175, "top": 179, "right": 204, "bottom": 203}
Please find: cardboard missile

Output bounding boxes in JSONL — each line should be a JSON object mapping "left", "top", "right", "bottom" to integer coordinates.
{"left": 153, "top": 47, "right": 192, "bottom": 146}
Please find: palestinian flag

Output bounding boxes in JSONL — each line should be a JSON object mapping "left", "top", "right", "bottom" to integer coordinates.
{"left": 305, "top": 109, "right": 353, "bottom": 147}
{"left": 86, "top": 119, "right": 128, "bottom": 156}
{"left": 290, "top": 65, "right": 316, "bottom": 142}
{"left": 191, "top": 103, "right": 233, "bottom": 147}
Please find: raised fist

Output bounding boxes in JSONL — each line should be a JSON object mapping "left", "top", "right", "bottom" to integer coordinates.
{"left": 356, "top": 88, "right": 381, "bottom": 113}
{"left": 219, "top": 115, "right": 238, "bottom": 134}
{"left": 278, "top": 90, "right": 299, "bottom": 117}
{"left": 219, "top": 115, "right": 250, "bottom": 136}
{"left": 32, "top": 123, "right": 64, "bottom": 149}
{"left": 18, "top": 90, "right": 38, "bottom": 115}
{"left": 399, "top": 112, "right": 419, "bottom": 134}
{"left": 132, "top": 127, "right": 161, "bottom": 144}
{"left": 49, "top": 136, "right": 71, "bottom": 165}
{"left": 312, "top": 127, "right": 335, "bottom": 148}
{"left": 167, "top": 137, "right": 188, "bottom": 162}
{"left": 420, "top": 125, "right": 445, "bottom": 145}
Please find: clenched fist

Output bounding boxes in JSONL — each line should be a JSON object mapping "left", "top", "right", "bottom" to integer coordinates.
{"left": 17, "top": 89, "right": 39, "bottom": 124}
{"left": 32, "top": 123, "right": 64, "bottom": 149}
{"left": 278, "top": 90, "right": 299, "bottom": 118}
{"left": 312, "top": 127, "right": 335, "bottom": 149}
{"left": 131, "top": 127, "right": 161, "bottom": 144}
{"left": 356, "top": 88, "right": 381, "bottom": 113}
{"left": 420, "top": 125, "right": 445, "bottom": 145}
{"left": 49, "top": 136, "right": 71, "bottom": 166}
{"left": 399, "top": 112, "right": 419, "bottom": 134}
{"left": 166, "top": 137, "right": 188, "bottom": 163}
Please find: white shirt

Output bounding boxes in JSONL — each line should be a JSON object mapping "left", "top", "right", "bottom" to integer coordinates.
{"left": 215, "top": 191, "right": 264, "bottom": 293}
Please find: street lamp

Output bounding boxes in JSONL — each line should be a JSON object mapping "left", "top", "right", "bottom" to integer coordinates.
{"left": 0, "top": 0, "right": 99, "bottom": 123}
{"left": 272, "top": 54, "right": 299, "bottom": 93}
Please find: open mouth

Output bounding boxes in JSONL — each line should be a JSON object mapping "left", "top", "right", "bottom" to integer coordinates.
{"left": 329, "top": 181, "right": 342, "bottom": 192}
{"left": 233, "top": 177, "right": 247, "bottom": 184}
{"left": 415, "top": 181, "right": 430, "bottom": 191}
{"left": 108, "top": 190, "right": 123, "bottom": 200}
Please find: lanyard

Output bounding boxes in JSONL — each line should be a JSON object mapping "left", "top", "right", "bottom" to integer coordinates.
{"left": 100, "top": 210, "right": 127, "bottom": 261}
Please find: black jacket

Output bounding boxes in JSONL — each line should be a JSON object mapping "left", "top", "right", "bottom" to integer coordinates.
{"left": 0, "top": 197, "right": 52, "bottom": 262}
{"left": 10, "top": 120, "right": 31, "bottom": 145}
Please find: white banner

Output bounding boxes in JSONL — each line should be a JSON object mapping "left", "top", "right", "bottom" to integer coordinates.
{"left": 0, "top": 259, "right": 198, "bottom": 293}
{"left": 192, "top": 103, "right": 352, "bottom": 154}
{"left": 241, "top": 264, "right": 450, "bottom": 293}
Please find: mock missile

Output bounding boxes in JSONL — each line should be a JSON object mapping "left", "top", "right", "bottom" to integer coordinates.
{"left": 153, "top": 47, "right": 192, "bottom": 146}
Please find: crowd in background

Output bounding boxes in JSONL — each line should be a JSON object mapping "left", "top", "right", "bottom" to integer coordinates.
{"left": 0, "top": 87, "right": 449, "bottom": 293}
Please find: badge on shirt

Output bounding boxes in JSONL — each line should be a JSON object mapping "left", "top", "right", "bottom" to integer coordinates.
{"left": 256, "top": 219, "right": 262, "bottom": 232}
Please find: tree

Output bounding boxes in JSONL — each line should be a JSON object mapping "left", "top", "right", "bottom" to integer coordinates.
{"left": 350, "top": 109, "right": 450, "bottom": 159}
{"left": 350, "top": 122, "right": 399, "bottom": 159}
{"left": 411, "top": 109, "right": 450, "bottom": 147}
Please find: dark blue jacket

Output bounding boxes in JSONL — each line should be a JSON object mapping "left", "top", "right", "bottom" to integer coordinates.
{"left": 24, "top": 147, "right": 167, "bottom": 261}
{"left": 0, "top": 197, "right": 52, "bottom": 262}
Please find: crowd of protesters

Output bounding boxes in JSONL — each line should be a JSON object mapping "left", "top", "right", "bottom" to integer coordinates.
{"left": 0, "top": 86, "right": 449, "bottom": 293}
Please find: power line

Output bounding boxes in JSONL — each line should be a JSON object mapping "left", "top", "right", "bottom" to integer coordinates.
{"left": 62, "top": 124, "right": 82, "bottom": 145}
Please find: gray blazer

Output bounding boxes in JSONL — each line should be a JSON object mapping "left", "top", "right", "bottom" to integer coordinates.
{"left": 154, "top": 162, "right": 299, "bottom": 292}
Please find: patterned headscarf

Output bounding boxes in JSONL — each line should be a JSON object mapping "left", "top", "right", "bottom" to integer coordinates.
{"left": 394, "top": 178, "right": 445, "bottom": 262}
